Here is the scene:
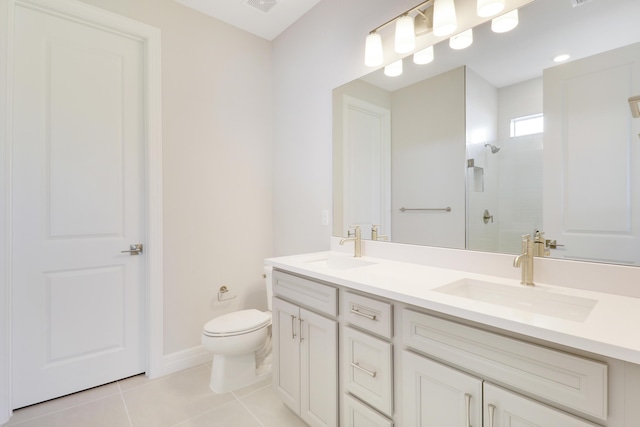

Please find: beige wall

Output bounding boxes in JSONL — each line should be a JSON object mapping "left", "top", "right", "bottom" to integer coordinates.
{"left": 391, "top": 67, "right": 466, "bottom": 248}
{"left": 79, "top": 0, "right": 274, "bottom": 355}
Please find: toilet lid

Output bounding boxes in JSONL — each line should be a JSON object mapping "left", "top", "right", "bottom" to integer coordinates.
{"left": 203, "top": 309, "right": 271, "bottom": 337}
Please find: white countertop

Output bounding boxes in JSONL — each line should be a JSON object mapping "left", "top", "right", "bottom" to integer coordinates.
{"left": 265, "top": 251, "right": 640, "bottom": 365}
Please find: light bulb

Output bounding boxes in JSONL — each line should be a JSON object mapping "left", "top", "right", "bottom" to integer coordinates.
{"left": 413, "top": 46, "right": 434, "bottom": 65}
{"left": 491, "top": 9, "right": 519, "bottom": 33}
{"left": 395, "top": 15, "right": 415, "bottom": 54}
{"left": 449, "top": 29, "right": 473, "bottom": 50}
{"left": 477, "top": 0, "right": 505, "bottom": 17}
{"left": 433, "top": 0, "right": 457, "bottom": 37}
{"left": 384, "top": 59, "right": 403, "bottom": 77}
{"left": 364, "top": 33, "right": 383, "bottom": 67}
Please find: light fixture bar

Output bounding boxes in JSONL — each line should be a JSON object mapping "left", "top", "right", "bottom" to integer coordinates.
{"left": 368, "top": 0, "right": 434, "bottom": 36}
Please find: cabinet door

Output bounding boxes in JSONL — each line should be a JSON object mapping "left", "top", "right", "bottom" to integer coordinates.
{"left": 300, "top": 308, "right": 338, "bottom": 427}
{"left": 402, "top": 351, "right": 482, "bottom": 427}
{"left": 343, "top": 326, "right": 393, "bottom": 416}
{"left": 272, "top": 297, "right": 300, "bottom": 413}
{"left": 484, "top": 383, "right": 599, "bottom": 427}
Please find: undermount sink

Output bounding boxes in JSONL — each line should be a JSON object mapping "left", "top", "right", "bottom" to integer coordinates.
{"left": 304, "top": 254, "right": 377, "bottom": 271}
{"left": 434, "top": 278, "right": 597, "bottom": 322}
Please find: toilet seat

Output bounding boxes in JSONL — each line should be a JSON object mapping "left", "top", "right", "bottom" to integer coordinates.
{"left": 203, "top": 309, "right": 271, "bottom": 337}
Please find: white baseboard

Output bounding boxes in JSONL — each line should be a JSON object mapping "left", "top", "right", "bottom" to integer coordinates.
{"left": 157, "top": 345, "right": 211, "bottom": 378}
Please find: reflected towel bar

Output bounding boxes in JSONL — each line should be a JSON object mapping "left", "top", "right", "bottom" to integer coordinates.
{"left": 399, "top": 207, "right": 451, "bottom": 212}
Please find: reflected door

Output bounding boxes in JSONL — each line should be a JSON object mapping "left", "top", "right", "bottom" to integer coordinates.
{"left": 543, "top": 42, "right": 640, "bottom": 265}
{"left": 11, "top": 5, "right": 146, "bottom": 407}
{"left": 342, "top": 96, "right": 391, "bottom": 240}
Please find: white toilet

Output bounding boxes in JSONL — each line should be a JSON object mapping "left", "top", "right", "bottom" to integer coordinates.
{"left": 201, "top": 267, "right": 273, "bottom": 393}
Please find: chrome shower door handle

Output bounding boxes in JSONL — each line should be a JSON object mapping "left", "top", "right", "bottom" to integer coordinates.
{"left": 121, "top": 244, "right": 143, "bottom": 255}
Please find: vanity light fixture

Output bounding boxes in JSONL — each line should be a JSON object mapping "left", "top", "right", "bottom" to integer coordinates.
{"left": 449, "top": 28, "right": 473, "bottom": 50}
{"left": 491, "top": 8, "right": 519, "bottom": 33}
{"left": 433, "top": 0, "right": 457, "bottom": 36}
{"left": 364, "top": 32, "right": 384, "bottom": 67}
{"left": 364, "top": 0, "right": 437, "bottom": 67}
{"left": 395, "top": 14, "right": 416, "bottom": 53}
{"left": 413, "top": 45, "right": 435, "bottom": 64}
{"left": 364, "top": 0, "right": 462, "bottom": 67}
{"left": 384, "top": 59, "right": 403, "bottom": 77}
{"left": 477, "top": 0, "right": 505, "bottom": 17}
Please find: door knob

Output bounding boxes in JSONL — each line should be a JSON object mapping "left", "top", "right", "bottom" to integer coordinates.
{"left": 121, "top": 244, "right": 143, "bottom": 255}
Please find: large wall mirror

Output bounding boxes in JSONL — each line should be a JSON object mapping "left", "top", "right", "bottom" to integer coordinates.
{"left": 333, "top": 0, "right": 640, "bottom": 266}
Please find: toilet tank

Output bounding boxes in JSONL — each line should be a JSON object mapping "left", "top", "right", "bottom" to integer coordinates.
{"left": 264, "top": 266, "right": 273, "bottom": 311}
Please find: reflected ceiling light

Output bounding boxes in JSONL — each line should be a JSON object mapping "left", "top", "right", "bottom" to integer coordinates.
{"left": 433, "top": 0, "right": 457, "bottom": 37}
{"left": 413, "top": 45, "right": 435, "bottom": 65}
{"left": 449, "top": 28, "right": 473, "bottom": 50}
{"left": 364, "top": 32, "right": 384, "bottom": 67}
{"left": 384, "top": 59, "right": 403, "bottom": 77}
{"left": 477, "top": 0, "right": 505, "bottom": 17}
{"left": 491, "top": 9, "right": 519, "bottom": 33}
{"left": 395, "top": 15, "right": 416, "bottom": 53}
{"left": 553, "top": 53, "right": 571, "bottom": 62}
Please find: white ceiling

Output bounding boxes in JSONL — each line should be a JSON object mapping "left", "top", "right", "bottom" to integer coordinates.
{"left": 174, "top": 0, "right": 323, "bottom": 41}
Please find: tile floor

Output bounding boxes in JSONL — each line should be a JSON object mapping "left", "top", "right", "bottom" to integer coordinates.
{"left": 2, "top": 364, "right": 308, "bottom": 427}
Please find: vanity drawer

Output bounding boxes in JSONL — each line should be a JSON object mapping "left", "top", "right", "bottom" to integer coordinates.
{"left": 342, "top": 292, "right": 393, "bottom": 339}
{"left": 402, "top": 309, "right": 608, "bottom": 421}
{"left": 273, "top": 270, "right": 337, "bottom": 316}
{"left": 342, "top": 393, "right": 393, "bottom": 427}
{"left": 343, "top": 326, "right": 393, "bottom": 416}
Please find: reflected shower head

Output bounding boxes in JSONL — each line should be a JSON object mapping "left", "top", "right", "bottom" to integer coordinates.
{"left": 484, "top": 143, "right": 501, "bottom": 154}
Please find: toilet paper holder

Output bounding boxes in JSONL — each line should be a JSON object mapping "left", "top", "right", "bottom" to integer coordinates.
{"left": 217, "top": 285, "right": 237, "bottom": 302}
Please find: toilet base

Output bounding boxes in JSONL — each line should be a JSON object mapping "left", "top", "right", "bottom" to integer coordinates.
{"left": 210, "top": 353, "right": 271, "bottom": 393}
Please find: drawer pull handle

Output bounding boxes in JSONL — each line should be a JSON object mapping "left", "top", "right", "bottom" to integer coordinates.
{"left": 488, "top": 404, "right": 496, "bottom": 427}
{"left": 465, "top": 393, "right": 471, "bottom": 427}
{"left": 351, "top": 362, "right": 377, "bottom": 378}
{"left": 351, "top": 306, "right": 377, "bottom": 321}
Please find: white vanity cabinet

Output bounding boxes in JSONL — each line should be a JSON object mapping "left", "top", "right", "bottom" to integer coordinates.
{"left": 341, "top": 292, "right": 394, "bottom": 426}
{"left": 402, "top": 350, "right": 599, "bottom": 427}
{"left": 402, "top": 308, "right": 607, "bottom": 427}
{"left": 272, "top": 271, "right": 338, "bottom": 427}
{"left": 402, "top": 350, "right": 482, "bottom": 427}
{"left": 269, "top": 263, "right": 640, "bottom": 427}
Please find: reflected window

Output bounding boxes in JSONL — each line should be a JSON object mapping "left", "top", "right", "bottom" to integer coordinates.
{"left": 510, "top": 113, "right": 543, "bottom": 137}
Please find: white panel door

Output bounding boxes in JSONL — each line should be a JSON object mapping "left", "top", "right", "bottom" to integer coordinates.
{"left": 543, "top": 43, "right": 640, "bottom": 264}
{"left": 402, "top": 351, "right": 482, "bottom": 427}
{"left": 484, "top": 383, "right": 598, "bottom": 427}
{"left": 342, "top": 96, "right": 391, "bottom": 240}
{"left": 11, "top": 4, "right": 146, "bottom": 408}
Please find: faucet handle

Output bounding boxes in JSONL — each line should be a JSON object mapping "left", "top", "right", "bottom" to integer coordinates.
{"left": 349, "top": 225, "right": 361, "bottom": 230}
{"left": 521, "top": 234, "right": 531, "bottom": 241}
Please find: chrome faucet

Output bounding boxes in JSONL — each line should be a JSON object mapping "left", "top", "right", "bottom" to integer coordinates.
{"left": 513, "top": 234, "right": 534, "bottom": 286}
{"left": 371, "top": 224, "right": 388, "bottom": 241}
{"left": 340, "top": 225, "right": 362, "bottom": 257}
